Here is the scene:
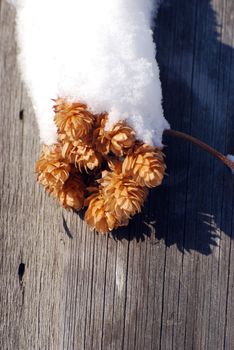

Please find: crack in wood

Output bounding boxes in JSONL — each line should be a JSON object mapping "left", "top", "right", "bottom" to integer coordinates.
{"left": 18, "top": 262, "right": 25, "bottom": 287}
{"left": 19, "top": 109, "right": 24, "bottom": 121}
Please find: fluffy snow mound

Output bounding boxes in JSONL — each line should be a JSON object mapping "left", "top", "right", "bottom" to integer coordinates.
{"left": 9, "top": 0, "right": 169, "bottom": 146}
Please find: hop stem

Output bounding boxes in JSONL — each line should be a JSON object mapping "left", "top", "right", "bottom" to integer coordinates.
{"left": 164, "top": 129, "right": 234, "bottom": 172}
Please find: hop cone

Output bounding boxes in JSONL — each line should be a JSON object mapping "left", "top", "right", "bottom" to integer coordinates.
{"left": 62, "top": 139, "right": 102, "bottom": 172}
{"left": 36, "top": 144, "right": 71, "bottom": 193}
{"left": 54, "top": 98, "right": 94, "bottom": 141}
{"left": 94, "top": 115, "right": 135, "bottom": 156}
{"left": 85, "top": 187, "right": 118, "bottom": 234}
{"left": 93, "top": 113, "right": 110, "bottom": 155}
{"left": 57, "top": 173, "right": 85, "bottom": 210}
{"left": 122, "top": 143, "right": 166, "bottom": 188}
{"left": 99, "top": 169, "right": 148, "bottom": 222}
{"left": 109, "top": 122, "right": 135, "bottom": 156}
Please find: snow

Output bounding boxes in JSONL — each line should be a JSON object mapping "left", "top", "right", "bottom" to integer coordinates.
{"left": 227, "top": 154, "right": 234, "bottom": 174}
{"left": 9, "top": 0, "right": 169, "bottom": 146}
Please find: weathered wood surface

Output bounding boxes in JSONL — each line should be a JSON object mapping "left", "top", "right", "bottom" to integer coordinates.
{"left": 0, "top": 0, "right": 234, "bottom": 349}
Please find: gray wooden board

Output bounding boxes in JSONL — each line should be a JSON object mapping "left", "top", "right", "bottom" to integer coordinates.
{"left": 0, "top": 0, "right": 234, "bottom": 349}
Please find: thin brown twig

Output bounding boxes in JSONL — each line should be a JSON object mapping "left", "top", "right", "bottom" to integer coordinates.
{"left": 164, "top": 129, "right": 234, "bottom": 171}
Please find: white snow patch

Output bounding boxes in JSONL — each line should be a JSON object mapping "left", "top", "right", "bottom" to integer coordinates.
{"left": 10, "top": 0, "right": 169, "bottom": 146}
{"left": 227, "top": 154, "right": 234, "bottom": 174}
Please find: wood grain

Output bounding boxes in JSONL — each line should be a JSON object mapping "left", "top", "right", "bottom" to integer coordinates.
{"left": 0, "top": 0, "right": 234, "bottom": 349}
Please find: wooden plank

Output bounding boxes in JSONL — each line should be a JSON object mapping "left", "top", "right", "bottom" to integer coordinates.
{"left": 0, "top": 0, "right": 234, "bottom": 349}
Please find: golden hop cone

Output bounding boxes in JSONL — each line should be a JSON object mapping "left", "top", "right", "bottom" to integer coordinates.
{"left": 53, "top": 98, "right": 94, "bottom": 141}
{"left": 99, "top": 169, "right": 148, "bottom": 222}
{"left": 93, "top": 113, "right": 110, "bottom": 155}
{"left": 85, "top": 187, "right": 119, "bottom": 234}
{"left": 63, "top": 141, "right": 100, "bottom": 172}
{"left": 122, "top": 143, "right": 166, "bottom": 188}
{"left": 36, "top": 144, "right": 71, "bottom": 193}
{"left": 56, "top": 173, "right": 85, "bottom": 210}
{"left": 94, "top": 114, "right": 135, "bottom": 156}
{"left": 109, "top": 122, "right": 135, "bottom": 156}
{"left": 62, "top": 138, "right": 102, "bottom": 172}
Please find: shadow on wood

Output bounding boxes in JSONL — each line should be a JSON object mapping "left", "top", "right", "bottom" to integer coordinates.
{"left": 154, "top": 0, "right": 234, "bottom": 254}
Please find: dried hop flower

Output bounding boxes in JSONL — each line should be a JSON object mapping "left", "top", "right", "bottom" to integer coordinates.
{"left": 53, "top": 98, "right": 94, "bottom": 141}
{"left": 57, "top": 173, "right": 85, "bottom": 210}
{"left": 122, "top": 143, "right": 166, "bottom": 188}
{"left": 109, "top": 122, "right": 135, "bottom": 156}
{"left": 94, "top": 116, "right": 135, "bottom": 156}
{"left": 93, "top": 113, "right": 110, "bottom": 155}
{"left": 85, "top": 187, "right": 119, "bottom": 234}
{"left": 36, "top": 144, "right": 71, "bottom": 193}
{"left": 62, "top": 139, "right": 102, "bottom": 172}
{"left": 99, "top": 169, "right": 148, "bottom": 223}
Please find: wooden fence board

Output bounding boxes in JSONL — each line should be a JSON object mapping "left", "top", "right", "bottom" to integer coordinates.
{"left": 0, "top": 0, "right": 234, "bottom": 349}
